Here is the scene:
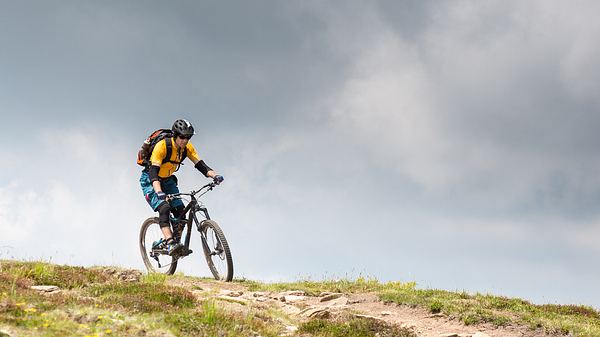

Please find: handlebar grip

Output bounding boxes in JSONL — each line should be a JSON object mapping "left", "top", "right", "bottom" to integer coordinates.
{"left": 166, "top": 194, "right": 181, "bottom": 201}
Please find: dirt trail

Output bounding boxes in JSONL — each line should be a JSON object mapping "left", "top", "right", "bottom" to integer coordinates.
{"left": 168, "top": 278, "right": 559, "bottom": 337}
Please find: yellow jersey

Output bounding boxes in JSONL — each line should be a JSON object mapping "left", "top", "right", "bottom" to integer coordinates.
{"left": 149, "top": 137, "right": 201, "bottom": 178}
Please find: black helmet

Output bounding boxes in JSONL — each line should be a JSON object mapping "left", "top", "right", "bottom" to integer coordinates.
{"left": 172, "top": 119, "right": 195, "bottom": 137}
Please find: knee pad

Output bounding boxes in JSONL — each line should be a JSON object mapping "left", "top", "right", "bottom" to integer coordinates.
{"left": 157, "top": 202, "right": 171, "bottom": 228}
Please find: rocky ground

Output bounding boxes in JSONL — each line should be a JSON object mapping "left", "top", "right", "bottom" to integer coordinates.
{"left": 167, "top": 276, "right": 560, "bottom": 337}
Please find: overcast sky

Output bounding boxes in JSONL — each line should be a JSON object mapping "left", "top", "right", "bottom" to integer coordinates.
{"left": 2, "top": 1, "right": 600, "bottom": 309}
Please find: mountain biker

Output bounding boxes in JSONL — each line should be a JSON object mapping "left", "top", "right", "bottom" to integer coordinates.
{"left": 139, "top": 119, "right": 224, "bottom": 256}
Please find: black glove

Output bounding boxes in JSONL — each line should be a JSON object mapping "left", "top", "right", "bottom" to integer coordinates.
{"left": 213, "top": 175, "right": 224, "bottom": 185}
{"left": 156, "top": 191, "right": 166, "bottom": 200}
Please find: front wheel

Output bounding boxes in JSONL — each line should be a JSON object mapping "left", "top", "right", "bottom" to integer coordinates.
{"left": 140, "top": 217, "right": 178, "bottom": 275}
{"left": 199, "top": 220, "right": 234, "bottom": 281}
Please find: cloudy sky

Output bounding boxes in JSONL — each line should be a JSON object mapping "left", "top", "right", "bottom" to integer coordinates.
{"left": 2, "top": 1, "right": 600, "bottom": 308}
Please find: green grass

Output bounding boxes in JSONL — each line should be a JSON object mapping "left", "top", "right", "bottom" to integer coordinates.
{"left": 140, "top": 272, "right": 168, "bottom": 285}
{"left": 378, "top": 285, "right": 600, "bottom": 336}
{"left": 299, "top": 316, "right": 416, "bottom": 337}
{"left": 0, "top": 260, "right": 110, "bottom": 290}
{"left": 0, "top": 261, "right": 288, "bottom": 337}
{"left": 164, "top": 300, "right": 281, "bottom": 337}
{"left": 3, "top": 260, "right": 600, "bottom": 337}
{"left": 239, "top": 276, "right": 415, "bottom": 296}
{"left": 86, "top": 282, "right": 197, "bottom": 313}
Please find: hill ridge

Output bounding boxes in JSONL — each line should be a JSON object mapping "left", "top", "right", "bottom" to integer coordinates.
{"left": 1, "top": 260, "right": 598, "bottom": 337}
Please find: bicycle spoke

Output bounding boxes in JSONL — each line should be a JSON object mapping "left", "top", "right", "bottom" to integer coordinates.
{"left": 140, "top": 218, "right": 177, "bottom": 274}
{"left": 201, "top": 220, "right": 233, "bottom": 281}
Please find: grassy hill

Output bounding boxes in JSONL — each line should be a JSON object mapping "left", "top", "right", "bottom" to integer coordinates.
{"left": 1, "top": 260, "right": 599, "bottom": 337}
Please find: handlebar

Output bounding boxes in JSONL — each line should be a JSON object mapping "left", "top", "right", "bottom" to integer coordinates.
{"left": 166, "top": 181, "right": 219, "bottom": 201}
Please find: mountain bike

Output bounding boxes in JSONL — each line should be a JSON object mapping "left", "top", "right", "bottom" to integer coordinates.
{"left": 139, "top": 182, "right": 234, "bottom": 281}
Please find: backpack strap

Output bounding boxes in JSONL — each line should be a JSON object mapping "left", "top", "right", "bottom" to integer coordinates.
{"left": 162, "top": 136, "right": 188, "bottom": 166}
{"left": 162, "top": 136, "right": 173, "bottom": 165}
{"left": 172, "top": 144, "right": 187, "bottom": 167}
{"left": 180, "top": 146, "right": 188, "bottom": 163}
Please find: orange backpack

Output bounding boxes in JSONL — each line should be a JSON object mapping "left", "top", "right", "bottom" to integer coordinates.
{"left": 137, "top": 129, "right": 187, "bottom": 167}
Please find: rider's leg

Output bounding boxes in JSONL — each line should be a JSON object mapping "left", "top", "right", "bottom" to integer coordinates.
{"left": 161, "top": 175, "right": 185, "bottom": 220}
{"left": 161, "top": 177, "right": 186, "bottom": 245}
{"left": 157, "top": 202, "right": 174, "bottom": 240}
{"left": 141, "top": 172, "right": 182, "bottom": 256}
{"left": 141, "top": 171, "right": 173, "bottom": 240}
{"left": 158, "top": 201, "right": 183, "bottom": 255}
{"left": 158, "top": 177, "right": 186, "bottom": 255}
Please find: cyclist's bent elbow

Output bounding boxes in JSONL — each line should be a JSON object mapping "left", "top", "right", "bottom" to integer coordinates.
{"left": 148, "top": 165, "right": 160, "bottom": 182}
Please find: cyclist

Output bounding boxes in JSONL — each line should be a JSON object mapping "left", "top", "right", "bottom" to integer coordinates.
{"left": 140, "top": 119, "right": 224, "bottom": 255}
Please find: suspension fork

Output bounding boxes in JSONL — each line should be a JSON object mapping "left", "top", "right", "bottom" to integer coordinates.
{"left": 183, "top": 197, "right": 210, "bottom": 247}
{"left": 191, "top": 201, "right": 212, "bottom": 255}
{"left": 183, "top": 216, "right": 193, "bottom": 250}
{"left": 194, "top": 204, "right": 211, "bottom": 229}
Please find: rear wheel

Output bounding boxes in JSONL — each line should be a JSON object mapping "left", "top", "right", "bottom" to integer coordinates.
{"left": 139, "top": 217, "right": 178, "bottom": 275}
{"left": 199, "top": 220, "right": 233, "bottom": 281}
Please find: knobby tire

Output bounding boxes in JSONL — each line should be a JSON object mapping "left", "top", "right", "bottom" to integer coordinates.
{"left": 200, "top": 220, "right": 234, "bottom": 281}
{"left": 139, "top": 217, "right": 178, "bottom": 275}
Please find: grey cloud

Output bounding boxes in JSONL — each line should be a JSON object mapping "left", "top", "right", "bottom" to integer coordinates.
{"left": 1, "top": 1, "right": 345, "bottom": 136}
{"left": 315, "top": 1, "right": 600, "bottom": 222}
{"left": 2, "top": 0, "right": 600, "bottom": 308}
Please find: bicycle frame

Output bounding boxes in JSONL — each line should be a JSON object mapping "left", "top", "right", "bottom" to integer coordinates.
{"left": 167, "top": 182, "right": 216, "bottom": 252}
